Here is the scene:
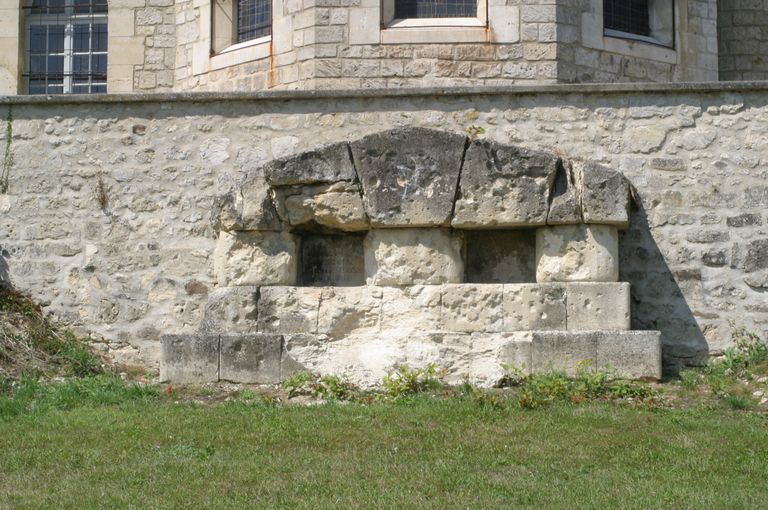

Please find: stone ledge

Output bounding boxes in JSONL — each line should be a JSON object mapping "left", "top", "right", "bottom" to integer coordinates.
{"left": 200, "top": 283, "right": 631, "bottom": 336}
{"left": 160, "top": 330, "right": 662, "bottom": 386}
{"left": 4, "top": 81, "right": 768, "bottom": 105}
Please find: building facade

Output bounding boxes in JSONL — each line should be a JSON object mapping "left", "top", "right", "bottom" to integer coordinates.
{"left": 3, "top": 0, "right": 761, "bottom": 95}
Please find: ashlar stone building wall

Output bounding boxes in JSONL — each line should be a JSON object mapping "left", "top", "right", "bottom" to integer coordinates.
{"left": 0, "top": 83, "right": 767, "bottom": 376}
{"left": 718, "top": 0, "right": 768, "bottom": 81}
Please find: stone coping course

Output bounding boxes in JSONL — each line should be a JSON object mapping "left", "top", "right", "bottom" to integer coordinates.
{"left": 3, "top": 81, "right": 768, "bottom": 105}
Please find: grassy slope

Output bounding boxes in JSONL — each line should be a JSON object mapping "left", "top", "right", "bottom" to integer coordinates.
{"left": 1, "top": 398, "right": 766, "bottom": 509}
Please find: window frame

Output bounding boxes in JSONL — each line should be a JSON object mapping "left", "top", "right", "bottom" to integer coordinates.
{"left": 379, "top": 0, "right": 488, "bottom": 44}
{"left": 602, "top": 0, "right": 675, "bottom": 50}
{"left": 23, "top": 2, "right": 108, "bottom": 95}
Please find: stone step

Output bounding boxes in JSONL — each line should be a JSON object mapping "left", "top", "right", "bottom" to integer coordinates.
{"left": 160, "top": 330, "right": 661, "bottom": 387}
{"left": 199, "top": 282, "right": 631, "bottom": 337}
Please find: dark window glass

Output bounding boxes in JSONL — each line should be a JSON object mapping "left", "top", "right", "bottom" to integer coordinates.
{"left": 93, "top": 23, "right": 107, "bottom": 51}
{"left": 24, "top": 1, "right": 108, "bottom": 94}
{"left": 604, "top": 0, "right": 651, "bottom": 36}
{"left": 394, "top": 0, "right": 476, "bottom": 19}
{"left": 73, "top": 24, "right": 90, "bottom": 52}
{"left": 237, "top": 0, "right": 272, "bottom": 43}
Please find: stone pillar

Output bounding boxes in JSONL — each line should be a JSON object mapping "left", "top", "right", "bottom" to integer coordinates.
{"left": 108, "top": 0, "right": 147, "bottom": 93}
{"left": 213, "top": 230, "right": 298, "bottom": 286}
{"left": 535, "top": 224, "right": 619, "bottom": 282}
{"left": 364, "top": 228, "right": 464, "bottom": 286}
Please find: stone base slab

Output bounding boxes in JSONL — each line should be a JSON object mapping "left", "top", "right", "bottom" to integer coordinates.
{"left": 200, "top": 283, "right": 631, "bottom": 336}
{"left": 160, "top": 330, "right": 661, "bottom": 386}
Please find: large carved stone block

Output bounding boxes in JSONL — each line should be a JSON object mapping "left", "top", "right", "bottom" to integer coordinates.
{"left": 275, "top": 182, "right": 369, "bottom": 232}
{"left": 441, "top": 284, "right": 504, "bottom": 332}
{"left": 535, "top": 224, "right": 619, "bottom": 282}
{"left": 213, "top": 231, "right": 298, "bottom": 286}
{"left": 404, "top": 333, "right": 473, "bottom": 385}
{"left": 530, "top": 331, "right": 597, "bottom": 375}
{"left": 199, "top": 286, "right": 260, "bottom": 334}
{"left": 257, "top": 286, "right": 322, "bottom": 334}
{"left": 453, "top": 140, "right": 559, "bottom": 228}
{"left": 566, "top": 282, "right": 631, "bottom": 331}
{"left": 546, "top": 161, "right": 582, "bottom": 225}
{"left": 469, "top": 332, "right": 533, "bottom": 386}
{"left": 264, "top": 142, "right": 357, "bottom": 186}
{"left": 503, "top": 283, "right": 567, "bottom": 330}
{"left": 211, "top": 172, "right": 281, "bottom": 232}
{"left": 351, "top": 128, "right": 466, "bottom": 226}
{"left": 579, "top": 162, "right": 630, "bottom": 229}
{"left": 317, "top": 286, "right": 383, "bottom": 337}
{"left": 219, "top": 334, "right": 282, "bottom": 384}
{"left": 463, "top": 230, "right": 536, "bottom": 283}
{"left": 160, "top": 334, "right": 219, "bottom": 383}
{"left": 595, "top": 331, "right": 662, "bottom": 380}
{"left": 364, "top": 228, "right": 463, "bottom": 285}
{"left": 380, "top": 285, "right": 443, "bottom": 331}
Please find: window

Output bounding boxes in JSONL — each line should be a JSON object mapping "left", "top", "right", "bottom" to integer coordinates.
{"left": 211, "top": 0, "right": 272, "bottom": 55}
{"left": 394, "top": 0, "right": 476, "bottom": 19}
{"left": 603, "top": 0, "right": 674, "bottom": 48}
{"left": 23, "top": 0, "right": 107, "bottom": 95}
{"left": 236, "top": 0, "right": 271, "bottom": 44}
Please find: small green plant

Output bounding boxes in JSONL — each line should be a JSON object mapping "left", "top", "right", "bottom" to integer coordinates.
{"left": 498, "top": 362, "right": 528, "bottom": 387}
{"left": 466, "top": 125, "right": 485, "bottom": 141}
{"left": 282, "top": 371, "right": 356, "bottom": 401}
{"left": 573, "top": 361, "right": 611, "bottom": 399}
{"left": 722, "top": 393, "right": 756, "bottom": 410}
{"left": 382, "top": 363, "right": 446, "bottom": 399}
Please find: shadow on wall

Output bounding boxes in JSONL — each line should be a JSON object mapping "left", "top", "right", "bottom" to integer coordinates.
{"left": 0, "top": 249, "right": 9, "bottom": 289}
{"left": 621, "top": 195, "right": 708, "bottom": 376}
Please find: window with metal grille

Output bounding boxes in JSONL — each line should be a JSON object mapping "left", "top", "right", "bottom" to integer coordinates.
{"left": 24, "top": 0, "right": 107, "bottom": 95}
{"left": 237, "top": 0, "right": 271, "bottom": 43}
{"left": 604, "top": 0, "right": 651, "bottom": 37}
{"left": 394, "top": 0, "right": 476, "bottom": 19}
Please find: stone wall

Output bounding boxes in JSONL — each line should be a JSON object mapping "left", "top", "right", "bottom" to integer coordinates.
{"left": 718, "top": 0, "right": 768, "bottom": 81}
{"left": 0, "top": 83, "right": 767, "bottom": 374}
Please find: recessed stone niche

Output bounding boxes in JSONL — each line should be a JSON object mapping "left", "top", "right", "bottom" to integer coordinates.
{"left": 299, "top": 234, "right": 365, "bottom": 286}
{"left": 464, "top": 230, "right": 536, "bottom": 284}
{"left": 165, "top": 128, "right": 660, "bottom": 387}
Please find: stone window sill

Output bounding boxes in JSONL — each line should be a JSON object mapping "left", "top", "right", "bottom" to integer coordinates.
{"left": 380, "top": 26, "right": 488, "bottom": 44}
{"left": 207, "top": 36, "right": 272, "bottom": 73}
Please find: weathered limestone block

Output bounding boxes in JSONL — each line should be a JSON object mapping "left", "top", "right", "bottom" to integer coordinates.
{"left": 257, "top": 286, "right": 321, "bottom": 334}
{"left": 285, "top": 333, "right": 406, "bottom": 387}
{"left": 219, "top": 334, "right": 283, "bottom": 384}
{"left": 364, "top": 229, "right": 463, "bottom": 285}
{"left": 578, "top": 162, "right": 630, "bottom": 229}
{"left": 160, "top": 334, "right": 219, "bottom": 383}
{"left": 211, "top": 172, "right": 280, "bottom": 231}
{"left": 595, "top": 331, "right": 662, "bottom": 380}
{"left": 275, "top": 182, "right": 369, "bottom": 231}
{"left": 441, "top": 284, "right": 504, "bottom": 332}
{"left": 453, "top": 140, "right": 559, "bottom": 228}
{"left": 566, "top": 282, "right": 631, "bottom": 331}
{"left": 381, "top": 285, "right": 442, "bottom": 331}
{"left": 213, "top": 231, "right": 298, "bottom": 286}
{"left": 464, "top": 230, "right": 536, "bottom": 283}
{"left": 470, "top": 332, "right": 533, "bottom": 387}
{"left": 317, "top": 286, "right": 383, "bottom": 336}
{"left": 199, "top": 286, "right": 259, "bottom": 334}
{"left": 547, "top": 161, "right": 581, "bottom": 225}
{"left": 503, "top": 283, "right": 566, "bottom": 330}
{"left": 264, "top": 142, "right": 357, "bottom": 186}
{"left": 530, "top": 331, "right": 597, "bottom": 375}
{"left": 351, "top": 128, "right": 466, "bottom": 226}
{"left": 299, "top": 234, "right": 365, "bottom": 286}
{"left": 535, "top": 224, "right": 619, "bottom": 282}
{"left": 404, "top": 333, "right": 472, "bottom": 385}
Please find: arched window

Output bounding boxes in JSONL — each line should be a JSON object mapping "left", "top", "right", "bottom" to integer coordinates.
{"left": 23, "top": 0, "right": 108, "bottom": 94}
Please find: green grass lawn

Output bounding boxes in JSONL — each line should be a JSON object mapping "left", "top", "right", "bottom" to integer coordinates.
{"left": 1, "top": 394, "right": 767, "bottom": 509}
